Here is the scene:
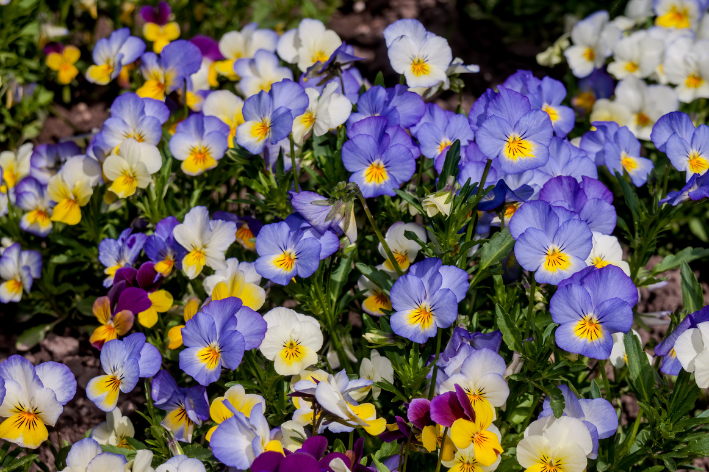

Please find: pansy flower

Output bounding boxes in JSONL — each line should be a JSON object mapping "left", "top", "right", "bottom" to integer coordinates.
{"left": 674, "top": 321, "right": 709, "bottom": 388}
{"left": 384, "top": 19, "right": 453, "bottom": 88}
{"left": 379, "top": 221, "right": 427, "bottom": 272}
{"left": 390, "top": 258, "right": 468, "bottom": 343}
{"left": 563, "top": 11, "right": 620, "bottom": 78}
{"left": 526, "top": 76, "right": 576, "bottom": 139}
{"left": 180, "top": 298, "right": 266, "bottom": 385}
{"left": 103, "top": 138, "right": 160, "bottom": 198}
{"left": 0, "top": 356, "right": 76, "bottom": 448}
{"left": 98, "top": 228, "right": 147, "bottom": 287}
{"left": 113, "top": 264, "right": 173, "bottom": 329}
{"left": 277, "top": 18, "right": 342, "bottom": 72}
{"left": 62, "top": 438, "right": 131, "bottom": 472}
{"left": 476, "top": 87, "right": 553, "bottom": 174}
{"left": 0, "top": 143, "right": 32, "bottom": 189}
{"left": 173, "top": 206, "right": 237, "bottom": 279}
{"left": 91, "top": 408, "right": 135, "bottom": 448}
{"left": 663, "top": 36, "right": 709, "bottom": 103}
{"left": 89, "top": 283, "right": 150, "bottom": 349}
{"left": 87, "top": 333, "right": 161, "bottom": 411}
{"left": 254, "top": 221, "right": 321, "bottom": 286}
{"left": 655, "top": 306, "right": 709, "bottom": 375}
{"left": 342, "top": 116, "right": 416, "bottom": 198}
{"left": 101, "top": 92, "right": 169, "bottom": 156}
{"left": 358, "top": 267, "right": 396, "bottom": 316}
{"left": 29, "top": 142, "right": 81, "bottom": 184}
{"left": 292, "top": 81, "right": 351, "bottom": 143}
{"left": 136, "top": 40, "right": 202, "bottom": 101}
{"left": 234, "top": 50, "right": 294, "bottom": 98}
{"left": 202, "top": 91, "right": 245, "bottom": 148}
{"left": 654, "top": 0, "right": 702, "bottom": 28}
{"left": 517, "top": 416, "right": 591, "bottom": 472}
{"left": 86, "top": 28, "right": 146, "bottom": 85}
{"left": 170, "top": 113, "right": 229, "bottom": 176}
{"left": 0, "top": 243, "right": 41, "bottom": 303}
{"left": 347, "top": 85, "right": 425, "bottom": 129}
{"left": 661, "top": 172, "right": 709, "bottom": 206}
{"left": 216, "top": 24, "right": 278, "bottom": 79}
{"left": 144, "top": 216, "right": 186, "bottom": 276}
{"left": 652, "top": 111, "right": 709, "bottom": 180}
{"left": 539, "top": 175, "right": 616, "bottom": 235}
{"left": 509, "top": 200, "right": 593, "bottom": 284}
{"left": 141, "top": 1, "right": 180, "bottom": 53}
{"left": 608, "top": 30, "right": 663, "bottom": 80}
{"left": 205, "top": 384, "right": 265, "bottom": 441}
{"left": 586, "top": 232, "right": 630, "bottom": 275}
{"left": 151, "top": 370, "right": 209, "bottom": 443}
{"left": 550, "top": 265, "right": 637, "bottom": 359}
{"left": 48, "top": 155, "right": 102, "bottom": 225}
{"left": 259, "top": 307, "right": 323, "bottom": 375}
{"left": 45, "top": 43, "right": 80, "bottom": 84}
{"left": 213, "top": 212, "right": 262, "bottom": 251}
{"left": 416, "top": 108, "right": 474, "bottom": 160}
{"left": 290, "top": 190, "right": 358, "bottom": 243}
{"left": 203, "top": 257, "right": 265, "bottom": 310}
{"left": 16, "top": 177, "right": 53, "bottom": 237}
{"left": 532, "top": 137, "right": 597, "bottom": 188}
{"left": 604, "top": 126, "right": 654, "bottom": 186}
{"left": 167, "top": 297, "right": 200, "bottom": 350}
{"left": 611, "top": 77, "right": 678, "bottom": 141}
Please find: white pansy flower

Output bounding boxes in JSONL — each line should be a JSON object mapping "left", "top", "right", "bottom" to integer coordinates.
{"left": 292, "top": 82, "right": 352, "bottom": 143}
{"left": 277, "top": 19, "right": 342, "bottom": 72}
{"left": 564, "top": 11, "right": 621, "bottom": 78}
{"left": 614, "top": 77, "right": 678, "bottom": 140}
{"left": 608, "top": 31, "right": 663, "bottom": 79}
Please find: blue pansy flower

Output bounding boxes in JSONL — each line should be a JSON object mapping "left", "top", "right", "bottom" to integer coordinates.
{"left": 151, "top": 370, "right": 209, "bottom": 443}
{"left": 390, "top": 258, "right": 468, "bottom": 343}
{"left": 136, "top": 40, "right": 202, "bottom": 101}
{"left": 102, "top": 92, "right": 170, "bottom": 154}
{"left": 539, "top": 385, "right": 618, "bottom": 459}
{"left": 87, "top": 333, "right": 161, "bottom": 411}
{"left": 532, "top": 137, "right": 598, "bottom": 188}
{"left": 604, "top": 126, "right": 654, "bottom": 187}
{"left": 169, "top": 113, "right": 230, "bottom": 176}
{"left": 509, "top": 200, "right": 593, "bottom": 284}
{"left": 284, "top": 213, "right": 340, "bottom": 260}
{"left": 539, "top": 175, "right": 616, "bottom": 235}
{"left": 660, "top": 172, "right": 709, "bottom": 206}
{"left": 651, "top": 111, "right": 709, "bottom": 181}
{"left": 346, "top": 85, "right": 425, "bottom": 129}
{"left": 341, "top": 116, "right": 416, "bottom": 198}
{"left": 30, "top": 142, "right": 81, "bottom": 184}
{"left": 550, "top": 265, "right": 637, "bottom": 359}
{"left": 144, "top": 216, "right": 187, "bottom": 277}
{"left": 16, "top": 177, "right": 54, "bottom": 237}
{"left": 290, "top": 190, "right": 357, "bottom": 244}
{"left": 180, "top": 298, "right": 262, "bottom": 386}
{"left": 86, "top": 28, "right": 145, "bottom": 85}
{"left": 476, "top": 86, "right": 554, "bottom": 174}
{"left": 467, "top": 89, "right": 497, "bottom": 134}
{"left": 655, "top": 306, "right": 709, "bottom": 375}
{"left": 417, "top": 108, "right": 475, "bottom": 161}
{"left": 254, "top": 221, "right": 321, "bottom": 286}
{"left": 98, "top": 228, "right": 148, "bottom": 288}
{"left": 579, "top": 121, "right": 620, "bottom": 166}
{"left": 236, "top": 79, "right": 308, "bottom": 154}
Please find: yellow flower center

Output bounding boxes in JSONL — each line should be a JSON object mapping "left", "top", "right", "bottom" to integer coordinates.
{"left": 198, "top": 345, "right": 221, "bottom": 369}
{"left": 542, "top": 104, "right": 558, "bottom": 122}
{"left": 686, "top": 74, "right": 704, "bottom": 89}
{"left": 274, "top": 251, "right": 296, "bottom": 271}
{"left": 656, "top": 5, "right": 691, "bottom": 28}
{"left": 583, "top": 48, "right": 596, "bottom": 62}
{"left": 591, "top": 257, "right": 609, "bottom": 269}
{"left": 635, "top": 113, "right": 651, "bottom": 127}
{"left": 437, "top": 139, "right": 452, "bottom": 155}
{"left": 365, "top": 161, "right": 388, "bottom": 184}
{"left": 574, "top": 315, "right": 603, "bottom": 341}
{"left": 625, "top": 62, "right": 639, "bottom": 73}
{"left": 252, "top": 121, "right": 271, "bottom": 139}
{"left": 621, "top": 154, "right": 638, "bottom": 172}
{"left": 281, "top": 340, "right": 303, "bottom": 364}
{"left": 504, "top": 135, "right": 534, "bottom": 160}
{"left": 688, "top": 151, "right": 709, "bottom": 173}
{"left": 411, "top": 58, "right": 430, "bottom": 77}
{"left": 409, "top": 304, "right": 434, "bottom": 330}
{"left": 311, "top": 51, "right": 329, "bottom": 64}
{"left": 543, "top": 247, "right": 570, "bottom": 272}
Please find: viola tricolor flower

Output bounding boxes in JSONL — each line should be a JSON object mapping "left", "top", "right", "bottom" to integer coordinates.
{"left": 586, "top": 232, "right": 630, "bottom": 275}
{"left": 89, "top": 283, "right": 150, "bottom": 349}
{"left": 342, "top": 116, "right": 417, "bottom": 198}
{"left": 205, "top": 384, "right": 265, "bottom": 441}
{"left": 476, "top": 87, "right": 553, "bottom": 174}
{"left": 550, "top": 265, "right": 637, "bottom": 359}
{"left": 91, "top": 408, "right": 134, "bottom": 448}
{"left": 216, "top": 23, "right": 278, "bottom": 79}
{"left": 112, "top": 264, "right": 173, "bottom": 329}
{"left": 16, "top": 177, "right": 53, "bottom": 237}
{"left": 98, "top": 228, "right": 147, "bottom": 287}
{"left": 0, "top": 143, "right": 32, "bottom": 189}
{"left": 652, "top": 111, "right": 709, "bottom": 180}
{"left": 517, "top": 416, "right": 591, "bottom": 472}
{"left": 447, "top": 386, "right": 504, "bottom": 466}
{"left": 180, "top": 298, "right": 265, "bottom": 386}
{"left": 292, "top": 82, "right": 351, "bottom": 143}
{"left": 144, "top": 216, "right": 186, "bottom": 276}
{"left": 379, "top": 221, "right": 427, "bottom": 272}
{"left": 509, "top": 200, "right": 593, "bottom": 284}
{"left": 290, "top": 190, "right": 358, "bottom": 243}
{"left": 347, "top": 85, "right": 425, "bottom": 129}
{"left": 416, "top": 107, "right": 474, "bottom": 160}
{"left": 0, "top": 243, "right": 41, "bottom": 303}
{"left": 141, "top": 1, "right": 180, "bottom": 53}
{"left": 234, "top": 50, "right": 294, "bottom": 98}
{"left": 390, "top": 258, "right": 468, "bottom": 343}
{"left": 103, "top": 138, "right": 160, "bottom": 198}
{"left": 259, "top": 307, "right": 323, "bottom": 375}
{"left": 236, "top": 79, "right": 309, "bottom": 154}
{"left": 384, "top": 19, "right": 453, "bottom": 88}
{"left": 48, "top": 155, "right": 102, "bottom": 225}
{"left": 604, "top": 126, "right": 654, "bottom": 186}
{"left": 45, "top": 43, "right": 80, "bottom": 84}
{"left": 254, "top": 221, "right": 322, "bottom": 286}
{"left": 86, "top": 28, "right": 146, "bottom": 85}
{"left": 87, "top": 333, "right": 161, "bottom": 411}
{"left": 277, "top": 18, "right": 342, "bottom": 72}
{"left": 173, "top": 206, "right": 236, "bottom": 279}
{"left": 563, "top": 11, "right": 620, "bottom": 78}
{"left": 203, "top": 257, "right": 265, "bottom": 311}
{"left": 101, "top": 92, "right": 169, "bottom": 155}
{"left": 653, "top": 0, "right": 701, "bottom": 28}
{"left": 29, "top": 141, "right": 81, "bottom": 184}
{"left": 170, "top": 113, "right": 229, "bottom": 176}
{"left": 137, "top": 40, "right": 202, "bottom": 101}
{"left": 151, "top": 370, "right": 209, "bottom": 443}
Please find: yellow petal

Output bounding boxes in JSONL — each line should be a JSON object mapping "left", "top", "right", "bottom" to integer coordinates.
{"left": 63, "top": 45, "right": 81, "bottom": 64}
{"left": 450, "top": 418, "right": 477, "bottom": 450}
{"left": 50, "top": 199, "right": 81, "bottom": 225}
{"left": 167, "top": 325, "right": 184, "bottom": 349}
{"left": 46, "top": 52, "right": 65, "bottom": 71}
{"left": 149, "top": 290, "right": 174, "bottom": 312}
{"left": 184, "top": 298, "right": 200, "bottom": 322}
{"left": 211, "top": 281, "right": 229, "bottom": 301}
{"left": 57, "top": 64, "right": 79, "bottom": 84}
{"left": 0, "top": 413, "right": 48, "bottom": 449}
{"left": 421, "top": 425, "right": 437, "bottom": 453}
{"left": 138, "top": 307, "right": 159, "bottom": 328}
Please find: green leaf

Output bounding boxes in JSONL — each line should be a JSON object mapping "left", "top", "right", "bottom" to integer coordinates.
{"left": 76, "top": 296, "right": 97, "bottom": 317}
{"left": 3, "top": 454, "right": 37, "bottom": 472}
{"left": 355, "top": 263, "right": 394, "bottom": 293}
{"left": 680, "top": 262, "right": 704, "bottom": 314}
{"left": 330, "top": 246, "right": 356, "bottom": 300}
{"left": 124, "top": 437, "right": 148, "bottom": 450}
{"left": 15, "top": 323, "right": 52, "bottom": 351}
{"left": 495, "top": 304, "right": 522, "bottom": 351}
{"left": 182, "top": 444, "right": 215, "bottom": 461}
{"left": 615, "top": 170, "right": 641, "bottom": 224}
{"left": 549, "top": 386, "right": 566, "bottom": 418}
{"left": 373, "top": 71, "right": 385, "bottom": 87}
{"left": 651, "top": 247, "right": 709, "bottom": 276}
{"left": 686, "top": 437, "right": 709, "bottom": 454}
{"left": 371, "top": 455, "right": 391, "bottom": 472}
{"left": 479, "top": 228, "right": 515, "bottom": 272}
{"left": 99, "top": 445, "right": 136, "bottom": 459}
{"left": 333, "top": 439, "right": 347, "bottom": 454}
{"left": 590, "top": 379, "right": 602, "bottom": 399}
{"left": 437, "top": 140, "right": 461, "bottom": 188}
{"left": 623, "top": 332, "right": 654, "bottom": 403}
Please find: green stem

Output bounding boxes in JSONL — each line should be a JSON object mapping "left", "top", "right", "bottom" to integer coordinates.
{"left": 626, "top": 411, "right": 644, "bottom": 454}
{"left": 525, "top": 274, "right": 537, "bottom": 340}
{"left": 290, "top": 134, "right": 300, "bottom": 192}
{"left": 353, "top": 184, "right": 404, "bottom": 276}
{"left": 434, "top": 427, "right": 449, "bottom": 472}
{"left": 661, "top": 163, "right": 670, "bottom": 199}
{"left": 465, "top": 159, "right": 493, "bottom": 251}
{"left": 599, "top": 359, "right": 613, "bottom": 403}
{"left": 348, "top": 430, "right": 354, "bottom": 451}
{"left": 428, "top": 328, "right": 443, "bottom": 401}
{"left": 402, "top": 433, "right": 412, "bottom": 472}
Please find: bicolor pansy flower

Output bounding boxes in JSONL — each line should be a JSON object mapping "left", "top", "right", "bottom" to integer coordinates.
{"left": 0, "top": 143, "right": 32, "bottom": 190}
{"left": 509, "top": 200, "right": 593, "bottom": 284}
{"left": 517, "top": 416, "right": 591, "bottom": 472}
{"left": 140, "top": 1, "right": 180, "bottom": 53}
{"left": 29, "top": 141, "right": 81, "bottom": 184}
{"left": 292, "top": 81, "right": 351, "bottom": 143}
{"left": 259, "top": 307, "right": 323, "bottom": 376}
{"left": 86, "top": 28, "right": 146, "bottom": 85}
{"left": 216, "top": 23, "right": 278, "bottom": 80}
{"left": 663, "top": 36, "right": 709, "bottom": 103}
{"left": 151, "top": 370, "right": 209, "bottom": 443}
{"left": 416, "top": 107, "right": 474, "bottom": 160}
{"left": 0, "top": 243, "right": 41, "bottom": 304}
{"left": 358, "top": 267, "right": 396, "bottom": 317}
{"left": 173, "top": 206, "right": 237, "bottom": 279}
{"left": 586, "top": 232, "right": 630, "bottom": 275}
{"left": 234, "top": 50, "right": 294, "bottom": 98}
{"left": 169, "top": 113, "right": 229, "bottom": 176}
{"left": 205, "top": 384, "right": 265, "bottom": 441}
{"left": 656, "top": 306, "right": 709, "bottom": 375}
{"left": 203, "top": 257, "right": 265, "bottom": 310}
{"left": 476, "top": 87, "right": 553, "bottom": 174}
{"left": 86, "top": 333, "right": 161, "bottom": 411}
{"left": 62, "top": 438, "right": 132, "bottom": 472}
{"left": 389, "top": 258, "right": 468, "bottom": 343}
{"left": 48, "top": 155, "right": 102, "bottom": 226}
{"left": 563, "top": 11, "right": 620, "bottom": 78}
{"left": 202, "top": 90, "right": 245, "bottom": 148}
{"left": 450, "top": 398, "right": 504, "bottom": 466}
{"left": 98, "top": 228, "right": 147, "bottom": 288}
{"left": 144, "top": 216, "right": 187, "bottom": 277}
{"left": 379, "top": 221, "right": 427, "bottom": 272}
{"left": 136, "top": 40, "right": 202, "bottom": 101}
{"left": 654, "top": 0, "right": 702, "bottom": 28}
{"left": 103, "top": 138, "right": 160, "bottom": 198}
{"left": 90, "top": 408, "right": 135, "bottom": 448}
{"left": 603, "top": 126, "right": 654, "bottom": 186}
{"left": 550, "top": 265, "right": 637, "bottom": 359}
{"left": 0, "top": 356, "right": 76, "bottom": 448}
{"left": 347, "top": 84, "right": 425, "bottom": 129}
{"left": 88, "top": 285, "right": 150, "bottom": 349}
{"left": 653, "top": 111, "right": 709, "bottom": 181}
{"left": 277, "top": 18, "right": 342, "bottom": 73}
{"left": 45, "top": 44, "right": 81, "bottom": 84}
{"left": 253, "top": 221, "right": 321, "bottom": 286}
{"left": 16, "top": 177, "right": 53, "bottom": 237}
{"left": 102, "top": 92, "right": 169, "bottom": 155}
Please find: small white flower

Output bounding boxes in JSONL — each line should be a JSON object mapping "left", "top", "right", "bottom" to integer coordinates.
{"left": 350, "top": 350, "right": 394, "bottom": 401}
{"left": 90, "top": 408, "right": 135, "bottom": 447}
{"left": 292, "top": 82, "right": 352, "bottom": 143}
{"left": 675, "top": 321, "right": 709, "bottom": 388}
{"left": 610, "top": 330, "right": 653, "bottom": 368}
{"left": 173, "top": 206, "right": 236, "bottom": 279}
{"left": 521, "top": 416, "right": 592, "bottom": 468}
{"left": 608, "top": 31, "right": 664, "bottom": 80}
{"left": 216, "top": 24, "right": 278, "bottom": 79}
{"left": 378, "top": 221, "right": 427, "bottom": 272}
{"left": 103, "top": 138, "right": 160, "bottom": 198}
{"left": 0, "top": 143, "right": 32, "bottom": 189}
{"left": 614, "top": 77, "right": 678, "bottom": 140}
{"left": 277, "top": 18, "right": 342, "bottom": 72}
{"left": 259, "top": 307, "right": 323, "bottom": 375}
{"left": 585, "top": 232, "right": 631, "bottom": 275}
{"left": 564, "top": 11, "right": 621, "bottom": 78}
{"left": 589, "top": 99, "right": 633, "bottom": 127}
{"left": 664, "top": 36, "right": 709, "bottom": 102}
{"left": 422, "top": 189, "right": 454, "bottom": 217}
